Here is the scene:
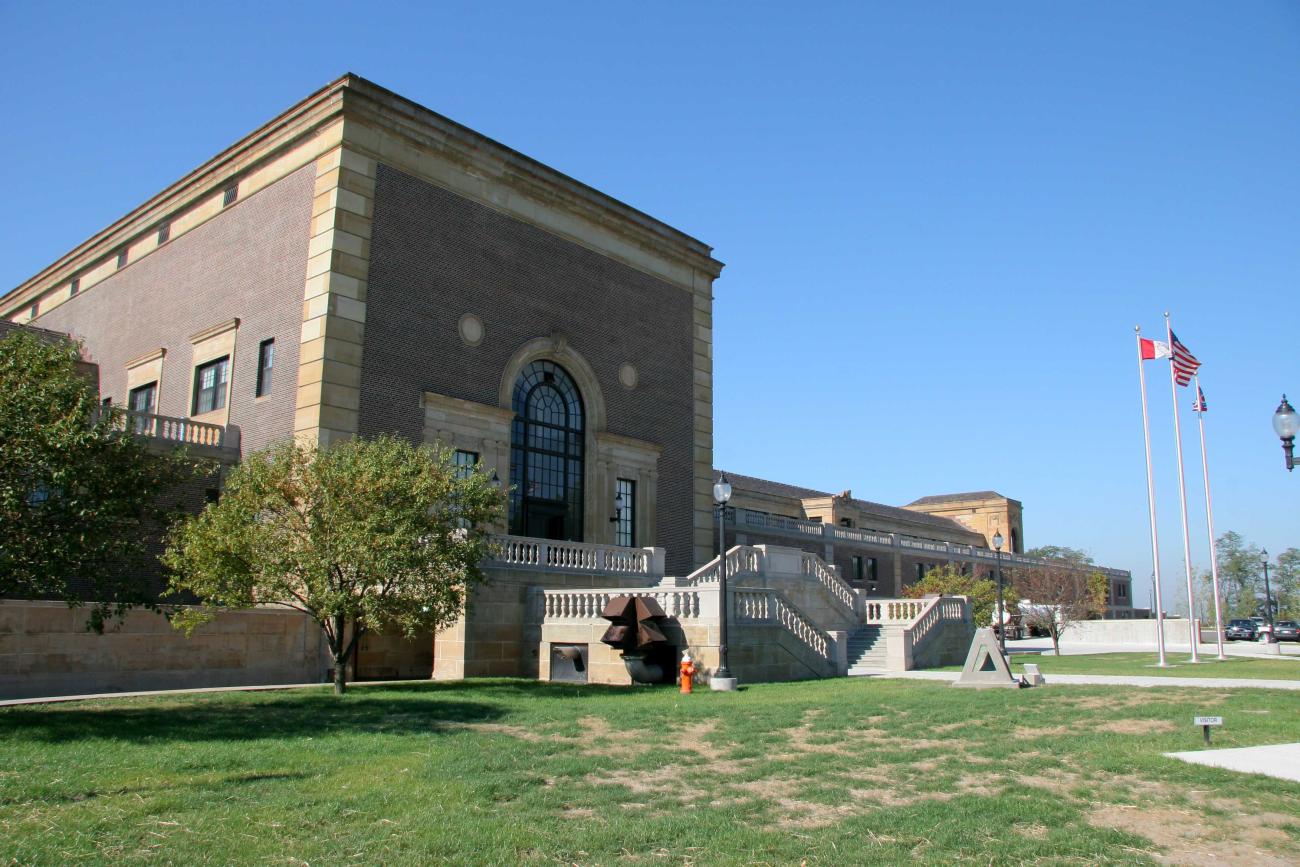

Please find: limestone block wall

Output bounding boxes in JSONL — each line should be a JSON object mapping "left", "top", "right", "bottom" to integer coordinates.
{"left": 0, "top": 600, "right": 329, "bottom": 700}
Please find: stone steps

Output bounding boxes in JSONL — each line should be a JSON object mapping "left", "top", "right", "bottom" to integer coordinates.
{"left": 846, "top": 624, "right": 885, "bottom": 673}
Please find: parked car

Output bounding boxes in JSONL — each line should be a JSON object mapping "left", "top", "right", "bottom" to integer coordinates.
{"left": 1225, "top": 619, "right": 1258, "bottom": 641}
{"left": 1274, "top": 621, "right": 1300, "bottom": 642}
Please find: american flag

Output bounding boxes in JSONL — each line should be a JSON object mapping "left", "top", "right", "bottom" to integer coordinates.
{"left": 1192, "top": 386, "right": 1207, "bottom": 413}
{"left": 1170, "top": 330, "right": 1201, "bottom": 386}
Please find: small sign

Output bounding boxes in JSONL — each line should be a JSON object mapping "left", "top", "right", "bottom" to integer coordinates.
{"left": 1194, "top": 716, "right": 1223, "bottom": 727}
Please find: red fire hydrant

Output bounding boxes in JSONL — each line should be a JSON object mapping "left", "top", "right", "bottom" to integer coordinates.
{"left": 679, "top": 651, "right": 696, "bottom": 694}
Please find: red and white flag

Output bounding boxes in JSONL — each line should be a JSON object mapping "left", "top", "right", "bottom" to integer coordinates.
{"left": 1169, "top": 330, "right": 1201, "bottom": 386}
{"left": 1140, "top": 338, "right": 1171, "bottom": 360}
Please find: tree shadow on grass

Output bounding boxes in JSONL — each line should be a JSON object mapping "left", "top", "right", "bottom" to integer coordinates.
{"left": 0, "top": 694, "right": 506, "bottom": 745}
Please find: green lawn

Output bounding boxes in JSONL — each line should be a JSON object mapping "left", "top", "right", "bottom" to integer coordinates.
{"left": 3, "top": 677, "right": 1299, "bottom": 865}
{"left": 966, "top": 651, "right": 1300, "bottom": 679}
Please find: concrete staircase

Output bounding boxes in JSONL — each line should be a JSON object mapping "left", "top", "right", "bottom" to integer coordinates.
{"left": 845, "top": 624, "right": 888, "bottom": 674}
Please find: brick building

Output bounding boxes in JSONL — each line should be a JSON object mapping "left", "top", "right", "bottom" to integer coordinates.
{"left": 2, "top": 75, "right": 1131, "bottom": 694}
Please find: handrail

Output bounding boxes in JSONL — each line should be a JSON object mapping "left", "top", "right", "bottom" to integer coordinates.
{"left": 734, "top": 587, "right": 830, "bottom": 660}
{"left": 679, "top": 545, "right": 762, "bottom": 586}
{"left": 800, "top": 553, "right": 857, "bottom": 614}
{"left": 488, "top": 535, "right": 661, "bottom": 577}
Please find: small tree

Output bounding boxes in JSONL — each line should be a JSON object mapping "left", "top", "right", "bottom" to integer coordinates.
{"left": 1011, "top": 563, "right": 1108, "bottom": 655}
{"left": 0, "top": 330, "right": 196, "bottom": 626}
{"left": 1214, "top": 531, "right": 1265, "bottom": 619}
{"left": 903, "top": 563, "right": 997, "bottom": 628}
{"left": 164, "top": 435, "right": 505, "bottom": 694}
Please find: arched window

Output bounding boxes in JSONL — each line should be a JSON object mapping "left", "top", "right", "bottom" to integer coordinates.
{"left": 509, "top": 360, "right": 584, "bottom": 540}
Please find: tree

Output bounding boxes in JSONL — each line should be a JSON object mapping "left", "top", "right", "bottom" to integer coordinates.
{"left": 903, "top": 563, "right": 998, "bottom": 628}
{"left": 1214, "top": 531, "right": 1265, "bottom": 619}
{"left": 1010, "top": 563, "right": 1108, "bottom": 656}
{"left": 0, "top": 330, "right": 196, "bottom": 626}
{"left": 1275, "top": 548, "right": 1300, "bottom": 620}
{"left": 164, "top": 435, "right": 505, "bottom": 694}
{"left": 1023, "top": 545, "right": 1094, "bottom": 567}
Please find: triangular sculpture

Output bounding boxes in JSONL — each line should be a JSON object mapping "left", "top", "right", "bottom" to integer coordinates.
{"left": 951, "top": 628, "right": 1019, "bottom": 689}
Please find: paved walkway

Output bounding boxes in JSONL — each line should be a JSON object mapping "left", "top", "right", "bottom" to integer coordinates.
{"left": 1166, "top": 743, "right": 1300, "bottom": 783}
{"left": 0, "top": 680, "right": 420, "bottom": 707}
{"left": 867, "top": 670, "right": 1300, "bottom": 690}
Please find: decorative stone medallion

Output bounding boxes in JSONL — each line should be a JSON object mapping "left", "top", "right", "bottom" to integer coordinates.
{"left": 618, "top": 363, "right": 638, "bottom": 390}
{"left": 458, "top": 313, "right": 485, "bottom": 347}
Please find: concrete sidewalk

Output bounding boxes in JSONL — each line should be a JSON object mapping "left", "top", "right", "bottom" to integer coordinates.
{"left": 1007, "top": 637, "right": 1300, "bottom": 659}
{"left": 869, "top": 670, "right": 1300, "bottom": 690}
{"left": 1165, "top": 743, "right": 1300, "bottom": 783}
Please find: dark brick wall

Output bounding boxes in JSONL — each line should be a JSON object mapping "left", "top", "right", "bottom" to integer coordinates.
{"left": 34, "top": 164, "right": 315, "bottom": 455}
{"left": 363, "top": 164, "right": 696, "bottom": 574}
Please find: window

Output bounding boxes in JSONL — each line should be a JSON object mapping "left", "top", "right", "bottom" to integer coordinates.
{"left": 615, "top": 478, "right": 635, "bottom": 547}
{"left": 128, "top": 382, "right": 157, "bottom": 415}
{"left": 916, "top": 563, "right": 927, "bottom": 581}
{"left": 69, "top": 278, "right": 79, "bottom": 296}
{"left": 101, "top": 396, "right": 112, "bottom": 407}
{"left": 29, "top": 302, "right": 38, "bottom": 319}
{"left": 157, "top": 221, "right": 171, "bottom": 244}
{"left": 865, "top": 557, "right": 878, "bottom": 584}
{"left": 254, "top": 338, "right": 274, "bottom": 397}
{"left": 223, "top": 184, "right": 238, "bottom": 207}
{"left": 839, "top": 517, "right": 853, "bottom": 528}
{"left": 852, "top": 555, "right": 865, "bottom": 581}
{"left": 1118, "top": 584, "right": 1128, "bottom": 599}
{"left": 509, "top": 360, "right": 584, "bottom": 541}
{"left": 453, "top": 449, "right": 479, "bottom": 480}
{"left": 192, "top": 356, "right": 230, "bottom": 415}
{"left": 116, "top": 248, "right": 128, "bottom": 269}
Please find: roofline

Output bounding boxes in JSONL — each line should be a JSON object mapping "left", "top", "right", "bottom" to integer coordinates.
{"left": 4, "top": 72, "right": 724, "bottom": 311}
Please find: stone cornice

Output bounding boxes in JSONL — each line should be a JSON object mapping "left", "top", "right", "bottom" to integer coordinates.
{"left": 4, "top": 73, "right": 724, "bottom": 317}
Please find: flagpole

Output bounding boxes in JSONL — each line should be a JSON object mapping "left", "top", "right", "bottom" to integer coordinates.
{"left": 1136, "top": 325, "right": 1168, "bottom": 667}
{"left": 1194, "top": 374, "right": 1227, "bottom": 661}
{"left": 1165, "top": 312, "right": 1200, "bottom": 663}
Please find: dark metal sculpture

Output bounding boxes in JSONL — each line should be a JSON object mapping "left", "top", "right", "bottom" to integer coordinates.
{"left": 600, "top": 595, "right": 672, "bottom": 684}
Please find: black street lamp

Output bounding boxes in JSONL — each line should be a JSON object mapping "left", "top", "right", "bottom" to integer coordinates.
{"left": 993, "top": 530, "right": 1007, "bottom": 657}
{"left": 712, "top": 473, "right": 737, "bottom": 690}
{"left": 1274, "top": 395, "right": 1297, "bottom": 472}
{"left": 1261, "top": 550, "right": 1278, "bottom": 645}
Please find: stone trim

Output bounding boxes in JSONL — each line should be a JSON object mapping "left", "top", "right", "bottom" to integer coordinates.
{"left": 188, "top": 318, "right": 240, "bottom": 345}
{"left": 124, "top": 347, "right": 166, "bottom": 369}
{"left": 295, "top": 146, "right": 374, "bottom": 447}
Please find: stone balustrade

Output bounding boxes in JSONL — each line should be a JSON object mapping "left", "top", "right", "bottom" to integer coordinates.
{"left": 488, "top": 535, "right": 665, "bottom": 577}
{"left": 535, "top": 587, "right": 704, "bottom": 622}
{"left": 730, "top": 508, "right": 1130, "bottom": 580}
{"left": 97, "top": 407, "right": 236, "bottom": 451}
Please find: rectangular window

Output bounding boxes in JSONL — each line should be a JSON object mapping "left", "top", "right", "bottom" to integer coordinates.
{"left": 223, "top": 184, "right": 238, "bottom": 207}
{"left": 839, "top": 517, "right": 853, "bottom": 528}
{"left": 128, "top": 382, "right": 157, "bottom": 414}
{"left": 69, "top": 278, "right": 79, "bottom": 296}
{"left": 254, "top": 338, "right": 274, "bottom": 397}
{"left": 916, "top": 563, "right": 927, "bottom": 581}
{"left": 453, "top": 449, "right": 479, "bottom": 480}
{"left": 29, "top": 302, "right": 38, "bottom": 319}
{"left": 192, "top": 356, "right": 230, "bottom": 415}
{"left": 615, "top": 478, "right": 636, "bottom": 547}
{"left": 157, "top": 221, "right": 171, "bottom": 244}
{"left": 1118, "top": 584, "right": 1127, "bottom": 599}
{"left": 852, "top": 555, "right": 865, "bottom": 581}
{"left": 116, "top": 248, "right": 128, "bottom": 269}
{"left": 101, "top": 396, "right": 112, "bottom": 407}
{"left": 866, "top": 557, "right": 878, "bottom": 584}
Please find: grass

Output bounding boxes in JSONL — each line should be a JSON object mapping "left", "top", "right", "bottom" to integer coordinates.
{"left": 1, "top": 677, "right": 1299, "bottom": 864}
{"left": 935, "top": 651, "right": 1300, "bottom": 679}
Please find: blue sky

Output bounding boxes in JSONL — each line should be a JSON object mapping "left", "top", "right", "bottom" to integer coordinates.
{"left": 3, "top": 3, "right": 1297, "bottom": 601}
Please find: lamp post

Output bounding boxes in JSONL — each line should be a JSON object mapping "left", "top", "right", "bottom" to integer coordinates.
{"left": 1274, "top": 395, "right": 1297, "bottom": 472}
{"left": 993, "top": 530, "right": 1007, "bottom": 657}
{"left": 711, "top": 473, "right": 737, "bottom": 691}
{"left": 1261, "top": 550, "right": 1278, "bottom": 651}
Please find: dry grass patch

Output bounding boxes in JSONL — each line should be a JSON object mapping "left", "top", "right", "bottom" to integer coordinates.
{"left": 1089, "top": 804, "right": 1296, "bottom": 866}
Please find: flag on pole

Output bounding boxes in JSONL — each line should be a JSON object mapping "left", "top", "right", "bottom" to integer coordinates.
{"left": 1193, "top": 386, "right": 1207, "bottom": 413}
{"left": 1169, "top": 330, "right": 1201, "bottom": 386}
{"left": 1140, "top": 338, "right": 1171, "bottom": 360}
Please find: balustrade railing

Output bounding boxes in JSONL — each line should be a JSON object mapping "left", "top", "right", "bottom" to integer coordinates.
{"left": 734, "top": 588, "right": 830, "bottom": 659}
{"left": 536, "top": 587, "right": 702, "bottom": 622}
{"left": 800, "top": 553, "right": 856, "bottom": 613}
{"left": 489, "top": 535, "right": 660, "bottom": 577}
{"left": 98, "top": 408, "right": 230, "bottom": 449}
{"left": 730, "top": 508, "right": 1129, "bottom": 580}
{"left": 679, "top": 545, "right": 762, "bottom": 585}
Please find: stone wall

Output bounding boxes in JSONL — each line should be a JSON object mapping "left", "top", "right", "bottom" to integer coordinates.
{"left": 0, "top": 600, "right": 329, "bottom": 700}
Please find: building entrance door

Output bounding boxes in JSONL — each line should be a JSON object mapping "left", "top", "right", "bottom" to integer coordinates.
{"left": 524, "top": 500, "right": 568, "bottom": 540}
